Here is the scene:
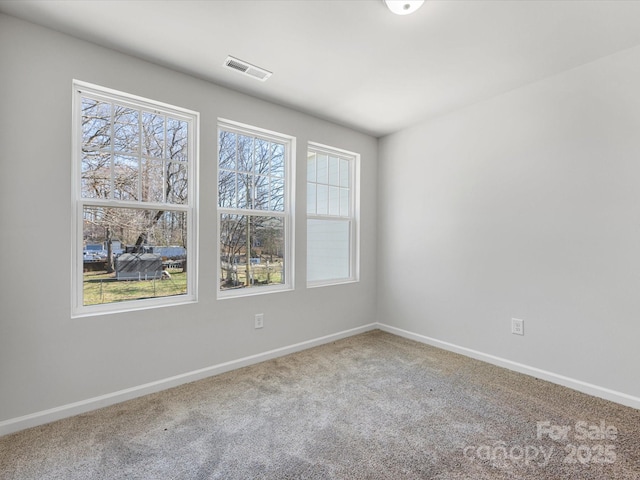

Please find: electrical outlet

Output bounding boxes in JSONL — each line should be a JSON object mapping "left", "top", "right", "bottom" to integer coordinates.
{"left": 254, "top": 313, "right": 264, "bottom": 329}
{"left": 511, "top": 318, "right": 524, "bottom": 336}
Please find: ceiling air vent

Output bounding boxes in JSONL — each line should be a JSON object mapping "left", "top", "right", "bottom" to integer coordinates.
{"left": 223, "top": 56, "right": 272, "bottom": 82}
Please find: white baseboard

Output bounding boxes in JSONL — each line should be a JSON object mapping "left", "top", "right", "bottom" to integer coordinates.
{"left": 377, "top": 323, "right": 640, "bottom": 410}
{"left": 3, "top": 322, "right": 636, "bottom": 437}
{"left": 0, "top": 323, "right": 378, "bottom": 437}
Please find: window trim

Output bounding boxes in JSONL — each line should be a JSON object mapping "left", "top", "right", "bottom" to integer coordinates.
{"left": 217, "top": 118, "right": 296, "bottom": 299}
{"left": 71, "top": 80, "right": 199, "bottom": 317}
{"left": 306, "top": 142, "right": 360, "bottom": 288}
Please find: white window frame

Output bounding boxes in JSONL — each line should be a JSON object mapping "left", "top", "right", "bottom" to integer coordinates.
{"left": 306, "top": 142, "right": 360, "bottom": 287}
{"left": 217, "top": 118, "right": 295, "bottom": 299}
{"left": 71, "top": 80, "right": 199, "bottom": 317}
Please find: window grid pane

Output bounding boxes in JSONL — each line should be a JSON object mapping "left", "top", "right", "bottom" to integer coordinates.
{"left": 82, "top": 206, "right": 188, "bottom": 306}
{"left": 219, "top": 213, "right": 286, "bottom": 290}
{"left": 306, "top": 153, "right": 351, "bottom": 218}
{"left": 82, "top": 151, "right": 111, "bottom": 199}
{"left": 218, "top": 129, "right": 285, "bottom": 213}
{"left": 317, "top": 154, "right": 328, "bottom": 184}
{"left": 113, "top": 155, "right": 139, "bottom": 201}
{"left": 81, "top": 99, "right": 188, "bottom": 207}
{"left": 113, "top": 106, "right": 139, "bottom": 154}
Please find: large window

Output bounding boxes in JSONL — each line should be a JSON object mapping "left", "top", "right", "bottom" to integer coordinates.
{"left": 307, "top": 143, "right": 359, "bottom": 286}
{"left": 72, "top": 81, "right": 198, "bottom": 316}
{"left": 217, "top": 120, "right": 294, "bottom": 297}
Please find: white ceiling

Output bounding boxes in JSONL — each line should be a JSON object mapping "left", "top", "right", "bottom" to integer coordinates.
{"left": 3, "top": 0, "right": 640, "bottom": 137}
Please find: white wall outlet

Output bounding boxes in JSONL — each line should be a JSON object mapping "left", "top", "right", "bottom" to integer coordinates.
{"left": 254, "top": 313, "right": 264, "bottom": 329}
{"left": 511, "top": 318, "right": 524, "bottom": 336}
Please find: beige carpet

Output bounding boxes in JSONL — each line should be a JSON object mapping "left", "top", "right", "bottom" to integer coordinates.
{"left": 1, "top": 330, "right": 638, "bottom": 479}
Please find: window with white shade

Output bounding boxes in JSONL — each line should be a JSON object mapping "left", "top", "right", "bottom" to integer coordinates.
{"left": 307, "top": 143, "right": 359, "bottom": 286}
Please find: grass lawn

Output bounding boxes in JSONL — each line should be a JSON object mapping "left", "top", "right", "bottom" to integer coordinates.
{"left": 83, "top": 270, "right": 187, "bottom": 305}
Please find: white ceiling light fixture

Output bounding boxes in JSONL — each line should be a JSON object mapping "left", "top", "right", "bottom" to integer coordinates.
{"left": 384, "top": 0, "right": 425, "bottom": 16}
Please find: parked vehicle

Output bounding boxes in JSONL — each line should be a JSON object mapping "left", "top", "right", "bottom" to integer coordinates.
{"left": 83, "top": 244, "right": 107, "bottom": 261}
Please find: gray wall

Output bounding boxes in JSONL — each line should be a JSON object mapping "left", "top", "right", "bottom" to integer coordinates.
{"left": 378, "top": 44, "right": 640, "bottom": 398}
{"left": 0, "top": 14, "right": 377, "bottom": 423}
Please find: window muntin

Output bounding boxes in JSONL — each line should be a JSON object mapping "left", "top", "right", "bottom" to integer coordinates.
{"left": 73, "top": 81, "right": 198, "bottom": 316}
{"left": 307, "top": 144, "right": 359, "bottom": 286}
{"left": 217, "top": 120, "right": 294, "bottom": 297}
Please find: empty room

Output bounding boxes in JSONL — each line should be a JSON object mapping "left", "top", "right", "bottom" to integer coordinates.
{"left": 0, "top": 1, "right": 638, "bottom": 478}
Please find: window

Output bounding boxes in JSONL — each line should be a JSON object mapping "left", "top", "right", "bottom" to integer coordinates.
{"left": 307, "top": 143, "right": 359, "bottom": 286}
{"left": 217, "top": 119, "right": 294, "bottom": 297}
{"left": 72, "top": 81, "right": 198, "bottom": 316}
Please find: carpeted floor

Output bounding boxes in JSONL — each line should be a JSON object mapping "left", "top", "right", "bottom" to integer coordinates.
{"left": 1, "top": 330, "right": 638, "bottom": 479}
